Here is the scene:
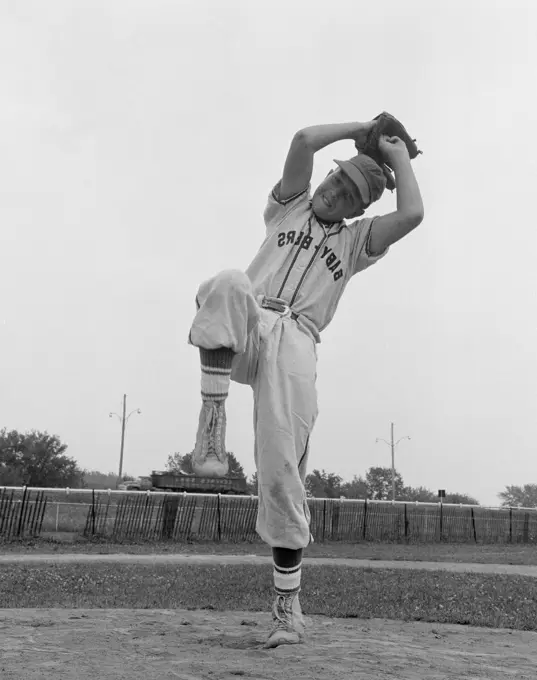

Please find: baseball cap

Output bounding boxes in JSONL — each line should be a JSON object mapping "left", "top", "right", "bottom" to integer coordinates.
{"left": 334, "top": 154, "right": 387, "bottom": 207}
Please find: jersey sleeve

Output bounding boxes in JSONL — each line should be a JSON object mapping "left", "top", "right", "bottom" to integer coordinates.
{"left": 348, "top": 216, "right": 390, "bottom": 276}
{"left": 263, "top": 180, "right": 312, "bottom": 234}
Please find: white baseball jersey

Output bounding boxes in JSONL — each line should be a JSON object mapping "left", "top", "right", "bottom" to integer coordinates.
{"left": 245, "top": 182, "right": 389, "bottom": 340}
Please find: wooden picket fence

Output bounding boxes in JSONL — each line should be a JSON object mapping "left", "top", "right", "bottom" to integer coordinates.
{"left": 82, "top": 493, "right": 537, "bottom": 544}
{"left": 0, "top": 487, "right": 47, "bottom": 539}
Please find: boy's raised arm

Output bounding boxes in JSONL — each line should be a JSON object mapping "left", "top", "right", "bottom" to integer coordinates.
{"left": 368, "top": 135, "right": 424, "bottom": 255}
{"left": 278, "top": 121, "right": 375, "bottom": 202}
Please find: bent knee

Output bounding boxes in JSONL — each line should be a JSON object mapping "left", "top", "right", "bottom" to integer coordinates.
{"left": 213, "top": 269, "right": 250, "bottom": 291}
{"left": 195, "top": 269, "right": 253, "bottom": 315}
{"left": 200, "top": 270, "right": 251, "bottom": 302}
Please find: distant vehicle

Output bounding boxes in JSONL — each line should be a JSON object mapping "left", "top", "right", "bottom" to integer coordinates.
{"left": 150, "top": 470, "right": 249, "bottom": 495}
{"left": 117, "top": 476, "right": 152, "bottom": 491}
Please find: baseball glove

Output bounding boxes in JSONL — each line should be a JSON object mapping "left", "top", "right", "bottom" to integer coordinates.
{"left": 357, "top": 112, "right": 422, "bottom": 191}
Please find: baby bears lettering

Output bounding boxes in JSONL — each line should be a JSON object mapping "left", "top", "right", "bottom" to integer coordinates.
{"left": 313, "top": 243, "right": 344, "bottom": 282}
{"left": 277, "top": 232, "right": 344, "bottom": 282}
{"left": 277, "top": 231, "right": 313, "bottom": 250}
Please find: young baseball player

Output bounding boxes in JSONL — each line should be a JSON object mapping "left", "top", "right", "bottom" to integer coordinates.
{"left": 188, "top": 117, "right": 424, "bottom": 648}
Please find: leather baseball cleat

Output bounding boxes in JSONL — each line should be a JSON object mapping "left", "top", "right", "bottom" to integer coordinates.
{"left": 263, "top": 592, "right": 305, "bottom": 649}
{"left": 191, "top": 401, "right": 229, "bottom": 478}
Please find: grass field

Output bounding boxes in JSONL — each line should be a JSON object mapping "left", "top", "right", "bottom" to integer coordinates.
{"left": 1, "top": 560, "right": 536, "bottom": 632}
{"left": 3, "top": 534, "right": 537, "bottom": 565}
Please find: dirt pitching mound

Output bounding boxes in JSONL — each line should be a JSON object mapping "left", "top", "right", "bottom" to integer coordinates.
{"left": 0, "top": 608, "right": 535, "bottom": 679}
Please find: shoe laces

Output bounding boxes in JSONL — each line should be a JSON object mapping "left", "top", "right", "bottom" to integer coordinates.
{"left": 204, "top": 402, "right": 224, "bottom": 460}
{"left": 272, "top": 593, "right": 295, "bottom": 629}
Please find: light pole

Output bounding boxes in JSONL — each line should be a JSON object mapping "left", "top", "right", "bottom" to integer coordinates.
{"left": 376, "top": 422, "right": 411, "bottom": 501}
{"left": 109, "top": 394, "right": 141, "bottom": 487}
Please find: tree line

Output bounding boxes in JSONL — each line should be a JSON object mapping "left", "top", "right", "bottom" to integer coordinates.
{"left": 165, "top": 452, "right": 479, "bottom": 504}
{"left": 1, "top": 428, "right": 535, "bottom": 507}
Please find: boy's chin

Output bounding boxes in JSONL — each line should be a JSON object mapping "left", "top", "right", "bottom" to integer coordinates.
{"left": 312, "top": 205, "right": 338, "bottom": 223}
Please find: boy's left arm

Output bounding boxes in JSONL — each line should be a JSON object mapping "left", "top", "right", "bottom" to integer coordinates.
{"left": 368, "top": 135, "right": 424, "bottom": 256}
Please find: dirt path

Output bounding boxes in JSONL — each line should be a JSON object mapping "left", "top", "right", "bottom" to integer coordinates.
{"left": 0, "top": 608, "right": 535, "bottom": 679}
{"left": 2, "top": 552, "right": 537, "bottom": 577}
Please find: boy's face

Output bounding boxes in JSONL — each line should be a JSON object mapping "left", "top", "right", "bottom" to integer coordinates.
{"left": 311, "top": 168, "right": 365, "bottom": 222}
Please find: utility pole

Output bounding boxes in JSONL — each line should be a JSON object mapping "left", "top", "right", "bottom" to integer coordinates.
{"left": 376, "top": 422, "right": 411, "bottom": 501}
{"left": 390, "top": 422, "right": 395, "bottom": 501}
{"left": 109, "top": 394, "right": 141, "bottom": 487}
{"left": 118, "top": 394, "right": 127, "bottom": 482}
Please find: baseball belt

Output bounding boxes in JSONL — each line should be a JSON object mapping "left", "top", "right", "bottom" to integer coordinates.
{"left": 260, "top": 296, "right": 299, "bottom": 321}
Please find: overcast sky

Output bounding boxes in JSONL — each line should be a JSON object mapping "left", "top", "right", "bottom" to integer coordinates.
{"left": 1, "top": 0, "right": 535, "bottom": 506}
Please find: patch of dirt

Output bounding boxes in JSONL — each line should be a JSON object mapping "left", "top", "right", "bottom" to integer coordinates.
{"left": 0, "top": 609, "right": 535, "bottom": 679}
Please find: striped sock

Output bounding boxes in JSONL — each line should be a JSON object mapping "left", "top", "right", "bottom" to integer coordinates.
{"left": 200, "top": 347, "right": 235, "bottom": 402}
{"left": 272, "top": 547, "right": 302, "bottom": 595}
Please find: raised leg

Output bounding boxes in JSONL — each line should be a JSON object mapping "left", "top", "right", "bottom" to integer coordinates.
{"left": 188, "top": 270, "right": 259, "bottom": 477}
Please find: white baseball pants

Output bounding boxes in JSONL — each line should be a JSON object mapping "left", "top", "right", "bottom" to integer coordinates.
{"left": 189, "top": 269, "right": 318, "bottom": 549}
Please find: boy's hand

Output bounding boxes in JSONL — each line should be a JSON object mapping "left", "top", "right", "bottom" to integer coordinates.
{"left": 378, "top": 135, "right": 411, "bottom": 166}
{"left": 359, "top": 112, "right": 422, "bottom": 173}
